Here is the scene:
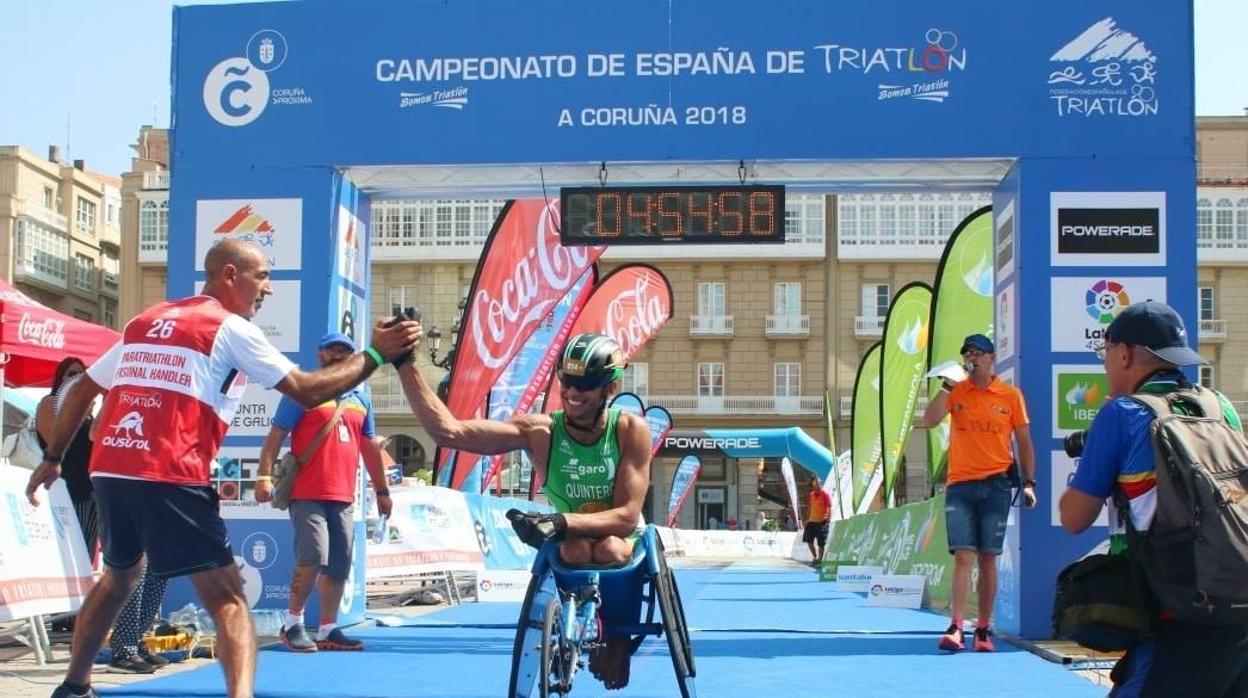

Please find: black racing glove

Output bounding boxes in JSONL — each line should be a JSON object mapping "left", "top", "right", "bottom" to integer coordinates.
{"left": 385, "top": 308, "right": 421, "bottom": 368}
{"left": 506, "top": 508, "right": 568, "bottom": 549}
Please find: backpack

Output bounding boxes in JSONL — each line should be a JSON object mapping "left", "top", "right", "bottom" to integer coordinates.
{"left": 1125, "top": 387, "right": 1248, "bottom": 626}
{"left": 1052, "top": 550, "right": 1153, "bottom": 651}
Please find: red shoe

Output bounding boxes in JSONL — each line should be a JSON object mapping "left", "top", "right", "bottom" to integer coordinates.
{"left": 973, "top": 627, "right": 995, "bottom": 652}
{"left": 938, "top": 623, "right": 965, "bottom": 651}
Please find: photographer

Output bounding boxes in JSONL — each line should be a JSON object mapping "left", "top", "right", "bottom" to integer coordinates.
{"left": 922, "top": 333, "right": 1036, "bottom": 653}
{"left": 1059, "top": 300, "right": 1248, "bottom": 696}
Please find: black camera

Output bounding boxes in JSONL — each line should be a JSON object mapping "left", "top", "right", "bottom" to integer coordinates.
{"left": 1063, "top": 430, "right": 1088, "bottom": 459}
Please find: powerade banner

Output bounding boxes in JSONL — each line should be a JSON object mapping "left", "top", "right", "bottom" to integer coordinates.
{"left": 175, "top": 2, "right": 1192, "bottom": 166}
{"left": 658, "top": 428, "right": 833, "bottom": 482}
{"left": 926, "top": 207, "right": 993, "bottom": 482}
{"left": 441, "top": 200, "right": 604, "bottom": 489}
{"left": 780, "top": 457, "right": 802, "bottom": 524}
{"left": 850, "top": 342, "right": 883, "bottom": 511}
{"left": 544, "top": 264, "right": 673, "bottom": 415}
{"left": 666, "top": 454, "right": 702, "bottom": 526}
{"left": 880, "top": 283, "right": 932, "bottom": 503}
{"left": 481, "top": 267, "right": 596, "bottom": 491}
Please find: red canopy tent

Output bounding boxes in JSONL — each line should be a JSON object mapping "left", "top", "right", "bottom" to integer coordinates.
{"left": 0, "top": 279, "right": 120, "bottom": 387}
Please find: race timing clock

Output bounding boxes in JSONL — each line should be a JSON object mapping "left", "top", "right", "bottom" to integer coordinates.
{"left": 560, "top": 185, "right": 785, "bottom": 245}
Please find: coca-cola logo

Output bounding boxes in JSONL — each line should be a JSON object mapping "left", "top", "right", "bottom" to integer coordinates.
{"left": 18, "top": 313, "right": 66, "bottom": 349}
{"left": 604, "top": 272, "right": 669, "bottom": 357}
{"left": 469, "top": 200, "right": 599, "bottom": 369}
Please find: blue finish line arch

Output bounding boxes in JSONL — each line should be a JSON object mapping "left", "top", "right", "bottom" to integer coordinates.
{"left": 659, "top": 428, "right": 834, "bottom": 481}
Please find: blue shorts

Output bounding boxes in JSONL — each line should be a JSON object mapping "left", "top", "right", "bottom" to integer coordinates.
{"left": 93, "top": 476, "right": 235, "bottom": 578}
{"left": 944, "top": 474, "right": 1011, "bottom": 555}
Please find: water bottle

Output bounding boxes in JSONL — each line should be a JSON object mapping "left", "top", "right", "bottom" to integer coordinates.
{"left": 372, "top": 514, "right": 389, "bottom": 544}
{"left": 250, "top": 609, "right": 283, "bottom": 637}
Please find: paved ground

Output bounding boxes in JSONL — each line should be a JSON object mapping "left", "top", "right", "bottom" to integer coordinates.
{"left": 0, "top": 560, "right": 1111, "bottom": 696}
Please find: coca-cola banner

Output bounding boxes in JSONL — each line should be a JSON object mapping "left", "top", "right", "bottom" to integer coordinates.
{"left": 481, "top": 267, "right": 596, "bottom": 493}
{"left": 0, "top": 279, "right": 120, "bottom": 387}
{"left": 544, "top": 264, "right": 674, "bottom": 415}
{"left": 443, "top": 200, "right": 605, "bottom": 490}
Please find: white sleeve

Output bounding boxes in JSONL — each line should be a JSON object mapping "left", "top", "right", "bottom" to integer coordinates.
{"left": 85, "top": 341, "right": 124, "bottom": 389}
{"left": 217, "top": 315, "right": 297, "bottom": 389}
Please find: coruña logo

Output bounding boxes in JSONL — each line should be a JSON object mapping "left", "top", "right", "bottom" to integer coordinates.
{"left": 203, "top": 58, "right": 270, "bottom": 127}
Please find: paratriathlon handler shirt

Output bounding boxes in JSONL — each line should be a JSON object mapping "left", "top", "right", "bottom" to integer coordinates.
{"left": 272, "top": 389, "right": 375, "bottom": 504}
{"left": 86, "top": 295, "right": 296, "bottom": 486}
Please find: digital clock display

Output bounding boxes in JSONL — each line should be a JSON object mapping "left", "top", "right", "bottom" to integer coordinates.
{"left": 560, "top": 185, "right": 786, "bottom": 245}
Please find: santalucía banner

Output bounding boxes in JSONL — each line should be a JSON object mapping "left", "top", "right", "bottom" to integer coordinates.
{"left": 880, "top": 283, "right": 932, "bottom": 503}
{"left": 926, "top": 207, "right": 993, "bottom": 483}
{"left": 850, "top": 342, "right": 883, "bottom": 511}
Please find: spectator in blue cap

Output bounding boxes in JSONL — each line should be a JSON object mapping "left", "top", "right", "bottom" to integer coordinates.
{"left": 256, "top": 331, "right": 393, "bottom": 652}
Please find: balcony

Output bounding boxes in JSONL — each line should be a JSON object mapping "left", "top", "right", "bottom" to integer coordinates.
{"left": 854, "top": 315, "right": 885, "bottom": 338}
{"left": 765, "top": 314, "right": 810, "bottom": 338}
{"left": 1199, "top": 318, "right": 1227, "bottom": 343}
{"left": 840, "top": 394, "right": 853, "bottom": 418}
{"left": 1197, "top": 164, "right": 1248, "bottom": 185}
{"left": 689, "top": 314, "right": 734, "bottom": 337}
{"left": 638, "top": 394, "right": 824, "bottom": 416}
{"left": 24, "top": 208, "right": 68, "bottom": 232}
{"left": 99, "top": 270, "right": 120, "bottom": 297}
{"left": 142, "top": 170, "right": 170, "bottom": 190}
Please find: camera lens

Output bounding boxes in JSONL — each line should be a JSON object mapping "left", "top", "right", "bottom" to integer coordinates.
{"left": 1063, "top": 430, "right": 1087, "bottom": 459}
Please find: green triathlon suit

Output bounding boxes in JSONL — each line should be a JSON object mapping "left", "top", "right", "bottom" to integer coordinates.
{"left": 544, "top": 408, "right": 623, "bottom": 514}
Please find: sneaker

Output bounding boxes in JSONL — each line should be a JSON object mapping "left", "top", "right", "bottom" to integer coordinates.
{"left": 138, "top": 648, "right": 170, "bottom": 668}
{"left": 938, "top": 623, "right": 965, "bottom": 651}
{"left": 50, "top": 683, "right": 100, "bottom": 698}
{"left": 973, "top": 627, "right": 995, "bottom": 652}
{"left": 279, "top": 623, "right": 318, "bottom": 653}
{"left": 107, "top": 654, "right": 156, "bottom": 674}
{"left": 316, "top": 627, "right": 364, "bottom": 651}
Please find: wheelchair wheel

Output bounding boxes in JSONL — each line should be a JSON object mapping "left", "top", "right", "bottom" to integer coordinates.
{"left": 653, "top": 542, "right": 696, "bottom": 697}
{"left": 510, "top": 570, "right": 555, "bottom": 698}
{"left": 539, "top": 597, "right": 574, "bottom": 697}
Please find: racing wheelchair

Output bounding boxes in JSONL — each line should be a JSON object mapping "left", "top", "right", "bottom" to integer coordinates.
{"left": 508, "top": 525, "right": 696, "bottom": 697}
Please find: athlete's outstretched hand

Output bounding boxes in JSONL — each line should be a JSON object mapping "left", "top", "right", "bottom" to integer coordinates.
{"left": 506, "top": 509, "right": 568, "bottom": 549}
{"left": 371, "top": 317, "right": 422, "bottom": 364}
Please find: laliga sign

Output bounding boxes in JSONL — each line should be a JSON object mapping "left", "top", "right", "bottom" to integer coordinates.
{"left": 469, "top": 200, "right": 596, "bottom": 369}
{"left": 18, "top": 313, "right": 66, "bottom": 349}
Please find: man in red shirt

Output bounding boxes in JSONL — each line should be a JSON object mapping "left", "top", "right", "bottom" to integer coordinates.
{"left": 804, "top": 475, "right": 832, "bottom": 563}
{"left": 257, "top": 332, "right": 393, "bottom": 653}
{"left": 26, "top": 240, "right": 420, "bottom": 698}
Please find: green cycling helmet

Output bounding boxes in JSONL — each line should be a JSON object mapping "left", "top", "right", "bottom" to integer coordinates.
{"left": 558, "top": 333, "right": 625, "bottom": 390}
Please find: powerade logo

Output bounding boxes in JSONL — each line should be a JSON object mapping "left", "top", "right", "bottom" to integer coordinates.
{"left": 1085, "top": 279, "right": 1129, "bottom": 324}
{"left": 203, "top": 29, "right": 308, "bottom": 127}
{"left": 1058, "top": 207, "right": 1159, "bottom": 255}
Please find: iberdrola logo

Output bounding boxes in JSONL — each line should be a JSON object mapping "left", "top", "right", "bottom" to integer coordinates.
{"left": 896, "top": 317, "right": 929, "bottom": 355}
{"left": 1064, "top": 382, "right": 1101, "bottom": 407}
{"left": 962, "top": 251, "right": 993, "bottom": 297}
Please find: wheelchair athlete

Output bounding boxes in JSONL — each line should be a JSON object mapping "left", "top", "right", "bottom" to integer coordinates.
{"left": 396, "top": 332, "right": 651, "bottom": 690}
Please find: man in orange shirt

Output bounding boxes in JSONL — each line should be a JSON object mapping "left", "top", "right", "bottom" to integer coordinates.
{"left": 803, "top": 475, "right": 832, "bottom": 563}
{"left": 922, "top": 334, "right": 1036, "bottom": 653}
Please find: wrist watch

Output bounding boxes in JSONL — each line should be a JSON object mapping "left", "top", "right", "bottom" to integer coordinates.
{"left": 1023, "top": 479, "right": 1037, "bottom": 488}
{"left": 375, "top": 488, "right": 391, "bottom": 497}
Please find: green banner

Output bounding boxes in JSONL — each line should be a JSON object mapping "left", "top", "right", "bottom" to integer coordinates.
{"left": 823, "top": 495, "right": 969, "bottom": 610}
{"left": 851, "top": 342, "right": 883, "bottom": 512}
{"left": 880, "top": 283, "right": 933, "bottom": 503}
{"left": 1056, "top": 367, "right": 1110, "bottom": 432}
{"left": 926, "top": 208, "right": 994, "bottom": 482}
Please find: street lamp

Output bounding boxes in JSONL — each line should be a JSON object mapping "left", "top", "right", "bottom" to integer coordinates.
{"left": 426, "top": 321, "right": 460, "bottom": 370}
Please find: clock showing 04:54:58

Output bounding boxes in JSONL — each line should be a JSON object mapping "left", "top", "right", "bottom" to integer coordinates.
{"left": 559, "top": 185, "right": 786, "bottom": 245}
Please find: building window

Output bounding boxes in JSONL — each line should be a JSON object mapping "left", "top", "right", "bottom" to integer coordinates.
{"left": 1199, "top": 287, "right": 1215, "bottom": 321}
{"left": 74, "top": 254, "right": 94, "bottom": 292}
{"left": 106, "top": 202, "right": 119, "bottom": 228}
{"left": 1199, "top": 365, "right": 1215, "bottom": 389}
{"left": 784, "top": 194, "right": 825, "bottom": 244}
{"left": 76, "top": 197, "right": 96, "bottom": 236}
{"left": 1216, "top": 198, "right": 1235, "bottom": 247}
{"left": 73, "top": 309, "right": 93, "bottom": 322}
{"left": 774, "top": 363, "right": 801, "bottom": 397}
{"left": 774, "top": 282, "right": 801, "bottom": 316}
{"left": 621, "top": 363, "right": 649, "bottom": 398}
{"left": 697, "top": 363, "right": 724, "bottom": 397}
{"left": 388, "top": 285, "right": 417, "bottom": 316}
{"left": 862, "top": 283, "right": 890, "bottom": 319}
{"left": 371, "top": 200, "right": 505, "bottom": 247}
{"left": 103, "top": 301, "right": 117, "bottom": 328}
{"left": 139, "top": 198, "right": 169, "bottom": 251}
{"left": 697, "top": 282, "right": 726, "bottom": 316}
{"left": 1196, "top": 198, "right": 1213, "bottom": 245}
{"left": 43, "top": 187, "right": 54, "bottom": 209}
{"left": 837, "top": 192, "right": 991, "bottom": 247}
{"left": 15, "top": 218, "right": 69, "bottom": 285}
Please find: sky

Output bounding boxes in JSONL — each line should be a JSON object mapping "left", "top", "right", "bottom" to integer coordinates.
{"left": 0, "top": 0, "right": 1245, "bottom": 177}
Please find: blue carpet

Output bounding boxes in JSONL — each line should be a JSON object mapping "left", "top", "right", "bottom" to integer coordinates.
{"left": 101, "top": 565, "right": 1102, "bottom": 697}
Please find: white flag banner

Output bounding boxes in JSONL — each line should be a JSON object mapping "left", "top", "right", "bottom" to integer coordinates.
{"left": 780, "top": 457, "right": 802, "bottom": 526}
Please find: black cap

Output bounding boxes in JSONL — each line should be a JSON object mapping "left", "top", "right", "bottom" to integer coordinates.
{"left": 1104, "top": 299, "right": 1207, "bottom": 366}
{"left": 960, "top": 333, "right": 995, "bottom": 354}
